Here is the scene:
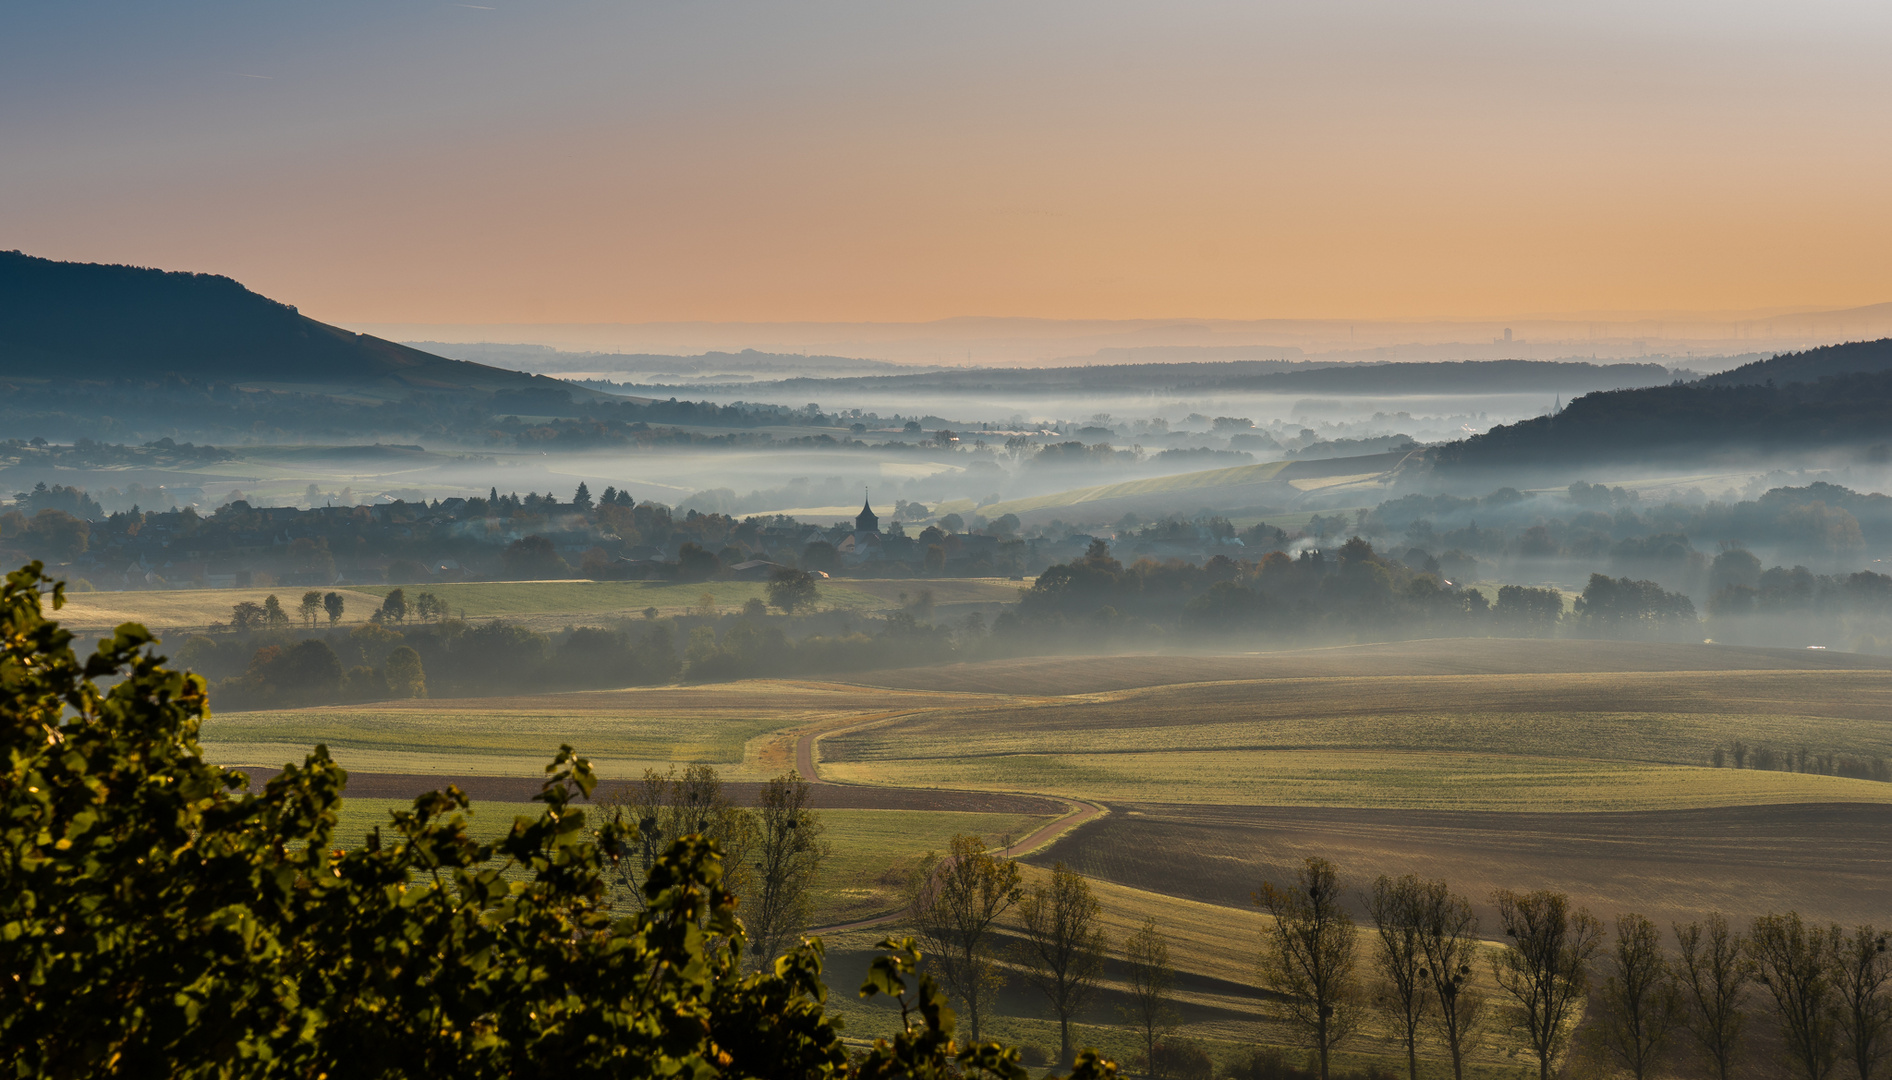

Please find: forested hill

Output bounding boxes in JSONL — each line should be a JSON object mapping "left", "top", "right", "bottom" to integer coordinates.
{"left": 0, "top": 251, "right": 589, "bottom": 399}
{"left": 1696, "top": 338, "right": 1892, "bottom": 388}
{"left": 1433, "top": 337, "right": 1892, "bottom": 472}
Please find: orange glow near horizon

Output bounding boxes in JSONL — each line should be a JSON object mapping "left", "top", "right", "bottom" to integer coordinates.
{"left": 5, "top": 2, "right": 1890, "bottom": 325}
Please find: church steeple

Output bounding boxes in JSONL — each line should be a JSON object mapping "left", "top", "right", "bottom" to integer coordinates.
{"left": 855, "top": 490, "right": 880, "bottom": 534}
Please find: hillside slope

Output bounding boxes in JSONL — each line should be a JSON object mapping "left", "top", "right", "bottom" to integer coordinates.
{"left": 1433, "top": 337, "right": 1892, "bottom": 473}
{"left": 0, "top": 251, "right": 590, "bottom": 399}
{"left": 1697, "top": 338, "right": 1892, "bottom": 387}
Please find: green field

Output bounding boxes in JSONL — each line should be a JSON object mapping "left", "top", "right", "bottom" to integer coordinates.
{"left": 824, "top": 644, "right": 1892, "bottom": 810}
{"left": 202, "top": 679, "right": 981, "bottom": 777}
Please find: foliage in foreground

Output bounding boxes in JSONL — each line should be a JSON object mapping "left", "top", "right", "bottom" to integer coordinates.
{"left": 0, "top": 561, "right": 1117, "bottom": 1079}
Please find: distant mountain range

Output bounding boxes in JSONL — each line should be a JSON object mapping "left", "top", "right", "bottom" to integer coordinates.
{"left": 606, "top": 357, "right": 1680, "bottom": 397}
{"left": 0, "top": 251, "right": 590, "bottom": 400}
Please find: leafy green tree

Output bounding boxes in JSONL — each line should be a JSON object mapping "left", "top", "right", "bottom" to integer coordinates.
{"left": 22, "top": 508, "right": 88, "bottom": 561}
{"left": 769, "top": 567, "right": 821, "bottom": 613}
{"left": 573, "top": 482, "right": 592, "bottom": 510}
{"left": 1016, "top": 863, "right": 1110, "bottom": 1066}
{"left": 262, "top": 593, "right": 290, "bottom": 630}
{"left": 677, "top": 541, "right": 722, "bottom": 582}
{"left": 910, "top": 834, "right": 1023, "bottom": 1044}
{"left": 503, "top": 534, "right": 570, "bottom": 579}
{"left": 1258, "top": 857, "right": 1359, "bottom": 1080}
{"left": 384, "top": 645, "right": 425, "bottom": 698}
{"left": 1492, "top": 889, "right": 1603, "bottom": 1080}
{"left": 379, "top": 587, "right": 407, "bottom": 624}
{"left": 229, "top": 599, "right": 266, "bottom": 632}
{"left": 322, "top": 590, "right": 345, "bottom": 626}
{"left": 299, "top": 590, "right": 323, "bottom": 628}
{"left": 0, "top": 561, "right": 1117, "bottom": 1080}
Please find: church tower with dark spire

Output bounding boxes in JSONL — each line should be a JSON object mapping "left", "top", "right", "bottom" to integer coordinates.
{"left": 855, "top": 491, "right": 880, "bottom": 534}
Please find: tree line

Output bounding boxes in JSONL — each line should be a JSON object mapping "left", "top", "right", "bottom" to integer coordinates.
{"left": 906, "top": 842, "right": 1890, "bottom": 1080}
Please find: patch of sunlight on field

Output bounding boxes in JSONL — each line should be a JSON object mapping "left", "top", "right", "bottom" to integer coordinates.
{"left": 350, "top": 580, "right": 885, "bottom": 618}
{"left": 326, "top": 799, "right": 1051, "bottom": 927}
{"left": 822, "top": 750, "right": 1892, "bottom": 811}
{"left": 811, "top": 809, "right": 1054, "bottom": 924}
{"left": 839, "top": 708, "right": 1892, "bottom": 770}
{"left": 331, "top": 799, "right": 540, "bottom": 849}
{"left": 202, "top": 681, "right": 1002, "bottom": 777}
{"left": 57, "top": 587, "right": 388, "bottom": 631}
{"left": 205, "top": 707, "right": 783, "bottom": 760}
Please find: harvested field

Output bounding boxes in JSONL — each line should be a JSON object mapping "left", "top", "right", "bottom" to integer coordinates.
{"left": 823, "top": 650, "right": 1892, "bottom": 810}
{"left": 823, "top": 750, "right": 1892, "bottom": 810}
{"left": 846, "top": 638, "right": 1892, "bottom": 695}
{"left": 1034, "top": 801, "right": 1892, "bottom": 929}
{"left": 241, "top": 767, "right": 1069, "bottom": 815}
{"left": 203, "top": 679, "right": 998, "bottom": 778}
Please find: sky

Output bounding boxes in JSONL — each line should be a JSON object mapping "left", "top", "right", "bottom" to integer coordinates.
{"left": 4, "top": 1, "right": 1891, "bottom": 326}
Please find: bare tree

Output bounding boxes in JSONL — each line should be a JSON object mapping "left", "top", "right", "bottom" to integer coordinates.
{"left": 1600, "top": 913, "right": 1683, "bottom": 1080}
{"left": 1369, "top": 874, "right": 1430, "bottom": 1080}
{"left": 1257, "top": 857, "right": 1359, "bottom": 1080}
{"left": 1751, "top": 912, "right": 1843, "bottom": 1080}
{"left": 1676, "top": 914, "right": 1751, "bottom": 1080}
{"left": 744, "top": 772, "right": 828, "bottom": 969}
{"left": 1491, "top": 889, "right": 1603, "bottom": 1080}
{"left": 1834, "top": 926, "right": 1892, "bottom": 1080}
{"left": 604, "top": 765, "right": 756, "bottom": 913}
{"left": 1417, "top": 880, "right": 1484, "bottom": 1080}
{"left": 1015, "top": 863, "right": 1110, "bottom": 1066}
{"left": 1120, "top": 916, "right": 1179, "bottom": 1077}
{"left": 908, "top": 834, "right": 1021, "bottom": 1044}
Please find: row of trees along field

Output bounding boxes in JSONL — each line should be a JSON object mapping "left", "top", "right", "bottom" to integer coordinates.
{"left": 188, "top": 578, "right": 973, "bottom": 709}
{"left": 1013, "top": 538, "right": 1709, "bottom": 641}
{"left": 901, "top": 842, "right": 1891, "bottom": 1080}
{"left": 184, "top": 545, "right": 1892, "bottom": 713}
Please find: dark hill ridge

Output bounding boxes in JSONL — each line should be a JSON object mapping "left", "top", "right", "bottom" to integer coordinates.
{"left": 0, "top": 250, "right": 594, "bottom": 399}
{"left": 1433, "top": 336, "right": 1892, "bottom": 473}
{"left": 1697, "top": 337, "right": 1892, "bottom": 388}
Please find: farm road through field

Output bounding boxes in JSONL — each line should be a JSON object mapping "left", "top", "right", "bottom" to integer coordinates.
{"left": 1036, "top": 801, "right": 1892, "bottom": 930}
